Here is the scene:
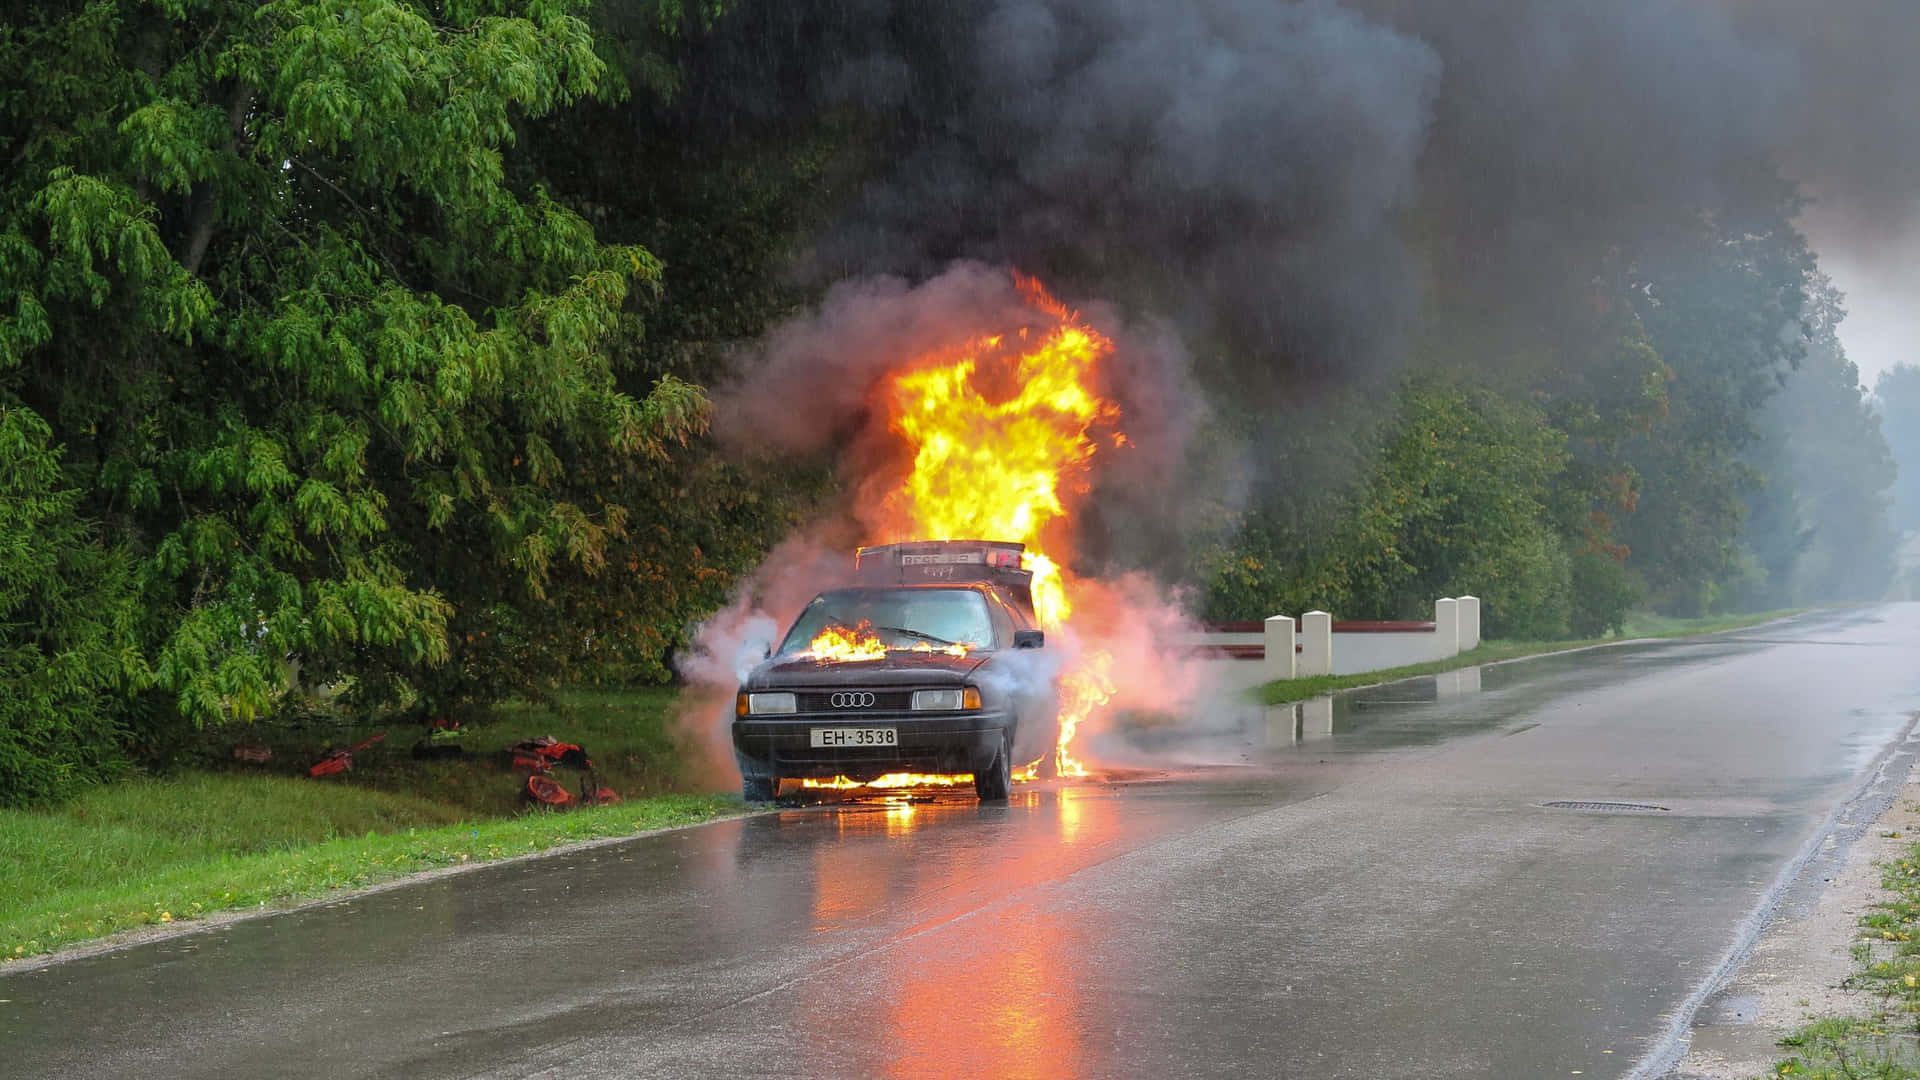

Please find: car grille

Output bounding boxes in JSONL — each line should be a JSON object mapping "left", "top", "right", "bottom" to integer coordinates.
{"left": 796, "top": 690, "right": 915, "bottom": 712}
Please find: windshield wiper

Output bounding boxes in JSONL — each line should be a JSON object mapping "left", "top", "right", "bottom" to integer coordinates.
{"left": 873, "top": 625, "right": 958, "bottom": 647}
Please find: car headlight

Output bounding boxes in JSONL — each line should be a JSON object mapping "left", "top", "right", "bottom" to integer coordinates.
{"left": 739, "top": 692, "right": 797, "bottom": 716}
{"left": 912, "top": 687, "right": 982, "bottom": 711}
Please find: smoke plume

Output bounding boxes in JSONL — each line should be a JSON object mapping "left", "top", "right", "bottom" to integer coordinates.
{"left": 675, "top": 0, "right": 1920, "bottom": 380}
{"left": 712, "top": 262, "right": 1199, "bottom": 553}
{"left": 669, "top": 0, "right": 1920, "bottom": 780}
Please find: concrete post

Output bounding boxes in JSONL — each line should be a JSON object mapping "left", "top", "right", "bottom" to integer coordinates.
{"left": 1434, "top": 597, "right": 1460, "bottom": 659}
{"left": 1457, "top": 595, "right": 1481, "bottom": 650}
{"left": 1298, "top": 610, "right": 1333, "bottom": 676}
{"left": 1267, "top": 705, "right": 1299, "bottom": 746}
{"left": 1263, "top": 614, "right": 1296, "bottom": 682}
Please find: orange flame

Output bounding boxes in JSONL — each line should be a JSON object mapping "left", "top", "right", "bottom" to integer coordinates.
{"left": 1053, "top": 653, "right": 1113, "bottom": 778}
{"left": 873, "top": 275, "right": 1121, "bottom": 777}
{"left": 800, "top": 773, "right": 973, "bottom": 790}
{"left": 800, "top": 621, "right": 889, "bottom": 663}
{"left": 801, "top": 621, "right": 974, "bottom": 664}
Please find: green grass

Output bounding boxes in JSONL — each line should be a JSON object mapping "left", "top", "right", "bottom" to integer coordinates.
{"left": 1768, "top": 838, "right": 1920, "bottom": 1077}
{"left": 1615, "top": 608, "right": 1802, "bottom": 638}
{"left": 1772, "top": 1016, "right": 1920, "bottom": 1078}
{"left": 1256, "top": 608, "right": 1802, "bottom": 705}
{"left": 1, "top": 687, "right": 741, "bottom": 962}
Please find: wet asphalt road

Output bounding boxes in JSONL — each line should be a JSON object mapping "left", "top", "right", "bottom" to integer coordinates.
{"left": 6, "top": 607, "right": 1920, "bottom": 1080}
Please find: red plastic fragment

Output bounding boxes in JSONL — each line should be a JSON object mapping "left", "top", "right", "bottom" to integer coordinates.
{"left": 525, "top": 774, "right": 574, "bottom": 807}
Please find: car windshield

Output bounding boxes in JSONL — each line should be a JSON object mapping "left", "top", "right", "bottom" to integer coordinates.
{"left": 777, "top": 589, "right": 995, "bottom": 655}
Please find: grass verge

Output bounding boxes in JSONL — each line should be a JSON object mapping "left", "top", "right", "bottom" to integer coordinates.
{"left": 1, "top": 688, "right": 741, "bottom": 963}
{"left": 1770, "top": 834, "right": 1920, "bottom": 1077}
{"left": 1256, "top": 608, "right": 1801, "bottom": 705}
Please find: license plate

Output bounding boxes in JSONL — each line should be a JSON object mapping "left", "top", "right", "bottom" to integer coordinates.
{"left": 810, "top": 727, "right": 898, "bottom": 748}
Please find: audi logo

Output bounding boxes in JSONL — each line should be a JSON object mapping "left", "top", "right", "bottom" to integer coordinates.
{"left": 830, "top": 692, "right": 876, "bottom": 709}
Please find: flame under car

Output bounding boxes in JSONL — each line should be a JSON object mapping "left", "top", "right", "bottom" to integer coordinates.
{"left": 731, "top": 541, "right": 1059, "bottom": 801}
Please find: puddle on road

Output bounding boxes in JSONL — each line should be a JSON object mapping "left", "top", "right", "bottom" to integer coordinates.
{"left": 1101, "top": 635, "right": 1772, "bottom": 769}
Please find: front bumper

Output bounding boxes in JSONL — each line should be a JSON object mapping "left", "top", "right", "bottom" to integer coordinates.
{"left": 733, "top": 711, "right": 1011, "bottom": 779}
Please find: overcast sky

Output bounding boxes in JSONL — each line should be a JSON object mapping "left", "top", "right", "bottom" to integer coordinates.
{"left": 1802, "top": 204, "right": 1919, "bottom": 390}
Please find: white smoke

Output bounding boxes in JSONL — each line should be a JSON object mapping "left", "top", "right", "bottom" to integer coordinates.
{"left": 671, "top": 526, "right": 857, "bottom": 785}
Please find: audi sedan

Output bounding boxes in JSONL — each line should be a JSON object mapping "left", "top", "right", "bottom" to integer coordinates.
{"left": 731, "top": 579, "right": 1056, "bottom": 801}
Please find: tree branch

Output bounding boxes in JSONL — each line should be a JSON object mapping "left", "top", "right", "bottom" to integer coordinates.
{"left": 181, "top": 81, "right": 254, "bottom": 277}
{"left": 286, "top": 156, "right": 415, "bottom": 292}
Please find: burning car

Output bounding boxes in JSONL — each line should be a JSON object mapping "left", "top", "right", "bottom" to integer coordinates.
{"left": 732, "top": 540, "right": 1059, "bottom": 801}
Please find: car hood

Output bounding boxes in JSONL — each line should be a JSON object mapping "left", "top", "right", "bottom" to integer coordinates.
{"left": 746, "top": 649, "right": 991, "bottom": 689}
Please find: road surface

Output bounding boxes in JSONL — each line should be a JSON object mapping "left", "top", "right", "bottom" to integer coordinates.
{"left": 5, "top": 606, "right": 1920, "bottom": 1079}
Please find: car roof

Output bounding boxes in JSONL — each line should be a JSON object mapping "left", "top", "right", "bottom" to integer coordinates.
{"left": 817, "top": 583, "right": 995, "bottom": 592}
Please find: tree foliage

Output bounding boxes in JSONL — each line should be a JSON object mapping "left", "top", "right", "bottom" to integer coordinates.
{"left": 1735, "top": 277, "right": 1897, "bottom": 607}
{"left": 1194, "top": 190, "right": 1891, "bottom": 631}
{"left": 0, "top": 0, "right": 711, "bottom": 782}
{"left": 1615, "top": 197, "right": 1814, "bottom": 613}
{"left": 0, "top": 408, "right": 140, "bottom": 805}
{"left": 1194, "top": 378, "right": 1581, "bottom": 639}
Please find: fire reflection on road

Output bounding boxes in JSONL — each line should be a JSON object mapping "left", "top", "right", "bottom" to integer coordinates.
{"left": 775, "top": 785, "right": 1113, "bottom": 1078}
{"left": 883, "top": 907, "right": 1087, "bottom": 1080}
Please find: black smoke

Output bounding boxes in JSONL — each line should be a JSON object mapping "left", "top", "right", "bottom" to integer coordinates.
{"left": 670, "top": 0, "right": 1920, "bottom": 573}
{"left": 675, "top": 0, "right": 1920, "bottom": 366}
{"left": 674, "top": 0, "right": 1441, "bottom": 396}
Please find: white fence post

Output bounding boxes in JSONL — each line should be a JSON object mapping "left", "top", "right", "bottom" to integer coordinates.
{"left": 1267, "top": 704, "right": 1298, "bottom": 746}
{"left": 1299, "top": 610, "right": 1333, "bottom": 676}
{"left": 1457, "top": 595, "right": 1481, "bottom": 650}
{"left": 1434, "top": 598, "right": 1460, "bottom": 659}
{"left": 1264, "top": 615, "right": 1296, "bottom": 682}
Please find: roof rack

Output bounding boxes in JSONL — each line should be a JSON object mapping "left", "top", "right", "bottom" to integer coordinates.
{"left": 853, "top": 540, "right": 1034, "bottom": 606}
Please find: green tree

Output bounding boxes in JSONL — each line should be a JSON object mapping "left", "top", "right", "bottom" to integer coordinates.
{"left": 0, "top": 408, "right": 141, "bottom": 805}
{"left": 0, "top": 0, "right": 707, "bottom": 745}
{"left": 1736, "top": 276, "right": 1896, "bottom": 606}
{"left": 1195, "top": 377, "right": 1577, "bottom": 639}
{"left": 1619, "top": 196, "right": 1815, "bottom": 613}
{"left": 1337, "top": 379, "right": 1574, "bottom": 638}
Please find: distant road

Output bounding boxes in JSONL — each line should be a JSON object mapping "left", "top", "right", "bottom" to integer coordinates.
{"left": 6, "top": 607, "right": 1919, "bottom": 1079}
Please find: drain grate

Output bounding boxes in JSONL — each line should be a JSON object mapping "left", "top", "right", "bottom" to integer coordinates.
{"left": 1540, "top": 800, "right": 1670, "bottom": 813}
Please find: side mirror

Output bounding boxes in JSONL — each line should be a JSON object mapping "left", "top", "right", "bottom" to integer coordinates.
{"left": 1013, "top": 629, "right": 1045, "bottom": 649}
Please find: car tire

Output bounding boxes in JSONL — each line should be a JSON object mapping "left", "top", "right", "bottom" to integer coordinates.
{"left": 742, "top": 775, "right": 776, "bottom": 802}
{"left": 974, "top": 738, "right": 1012, "bottom": 801}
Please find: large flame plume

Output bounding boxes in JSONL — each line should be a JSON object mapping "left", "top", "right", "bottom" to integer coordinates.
{"left": 689, "top": 266, "right": 1202, "bottom": 797}
{"left": 865, "top": 275, "right": 1120, "bottom": 778}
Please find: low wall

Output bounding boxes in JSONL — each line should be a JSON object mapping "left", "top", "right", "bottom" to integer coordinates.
{"left": 1327, "top": 621, "right": 1445, "bottom": 676}
{"left": 1191, "top": 595, "right": 1481, "bottom": 683}
{"left": 1180, "top": 616, "right": 1296, "bottom": 690}
{"left": 1185, "top": 656, "right": 1277, "bottom": 695}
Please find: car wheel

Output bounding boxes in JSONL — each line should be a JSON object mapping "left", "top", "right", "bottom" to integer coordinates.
{"left": 742, "top": 775, "right": 776, "bottom": 802}
{"left": 974, "top": 737, "right": 1012, "bottom": 802}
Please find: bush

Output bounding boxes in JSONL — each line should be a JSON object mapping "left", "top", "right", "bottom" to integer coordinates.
{"left": 1568, "top": 550, "right": 1637, "bottom": 637}
{"left": 1474, "top": 528, "right": 1573, "bottom": 641}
